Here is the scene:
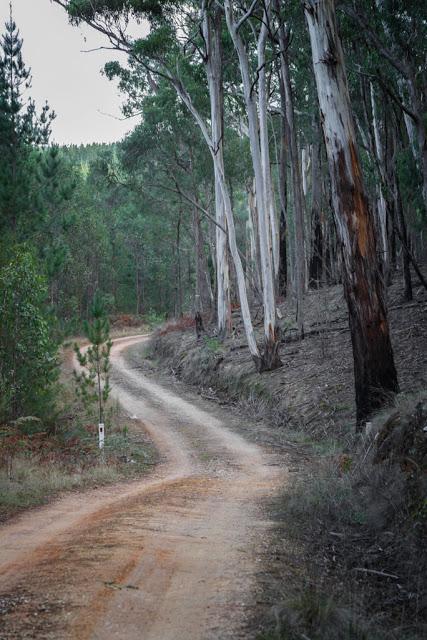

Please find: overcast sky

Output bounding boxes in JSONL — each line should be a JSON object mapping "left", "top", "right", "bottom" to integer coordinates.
{"left": 0, "top": 0, "right": 143, "bottom": 145}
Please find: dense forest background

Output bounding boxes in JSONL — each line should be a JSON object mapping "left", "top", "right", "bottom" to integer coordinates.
{"left": 0, "top": 2, "right": 426, "bottom": 638}
{"left": 1, "top": 0, "right": 426, "bottom": 420}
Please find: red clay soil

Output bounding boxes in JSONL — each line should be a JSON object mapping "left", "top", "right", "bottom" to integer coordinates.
{"left": 0, "top": 336, "right": 286, "bottom": 640}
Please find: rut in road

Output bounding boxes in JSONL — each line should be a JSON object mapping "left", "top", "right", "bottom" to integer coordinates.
{"left": 0, "top": 335, "right": 286, "bottom": 640}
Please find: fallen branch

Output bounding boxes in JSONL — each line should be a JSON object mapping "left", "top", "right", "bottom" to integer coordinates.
{"left": 353, "top": 568, "right": 399, "bottom": 579}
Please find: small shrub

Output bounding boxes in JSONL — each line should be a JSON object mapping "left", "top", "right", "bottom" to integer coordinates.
{"left": 203, "top": 336, "right": 222, "bottom": 353}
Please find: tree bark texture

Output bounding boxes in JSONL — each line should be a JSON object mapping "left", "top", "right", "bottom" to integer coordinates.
{"left": 224, "top": 0, "right": 281, "bottom": 370}
{"left": 304, "top": 0, "right": 398, "bottom": 425}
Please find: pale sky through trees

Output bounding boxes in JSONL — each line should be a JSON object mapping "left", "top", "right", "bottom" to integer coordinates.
{"left": 0, "top": 0, "right": 143, "bottom": 145}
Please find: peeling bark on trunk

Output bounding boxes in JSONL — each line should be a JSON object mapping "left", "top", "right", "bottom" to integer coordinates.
{"left": 304, "top": 0, "right": 398, "bottom": 426}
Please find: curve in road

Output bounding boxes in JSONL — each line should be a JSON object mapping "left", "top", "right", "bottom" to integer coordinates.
{"left": 0, "top": 335, "right": 286, "bottom": 640}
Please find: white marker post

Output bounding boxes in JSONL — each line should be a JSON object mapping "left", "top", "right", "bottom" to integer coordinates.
{"left": 98, "top": 423, "right": 105, "bottom": 449}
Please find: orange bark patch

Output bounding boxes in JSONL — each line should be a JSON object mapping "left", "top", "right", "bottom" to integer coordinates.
{"left": 349, "top": 140, "right": 369, "bottom": 258}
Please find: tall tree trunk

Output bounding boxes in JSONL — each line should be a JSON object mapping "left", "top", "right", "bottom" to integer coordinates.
{"left": 258, "top": 6, "right": 280, "bottom": 286}
{"left": 246, "top": 179, "right": 262, "bottom": 302}
{"left": 397, "top": 78, "right": 418, "bottom": 161}
{"left": 172, "top": 8, "right": 261, "bottom": 366}
{"left": 276, "top": 4, "right": 305, "bottom": 336}
{"left": 175, "top": 211, "right": 183, "bottom": 318}
{"left": 224, "top": 0, "right": 281, "bottom": 370}
{"left": 202, "top": 3, "right": 231, "bottom": 338}
{"left": 394, "top": 178, "right": 413, "bottom": 302}
{"left": 193, "top": 205, "right": 213, "bottom": 313}
{"left": 276, "top": 50, "right": 289, "bottom": 298}
{"left": 304, "top": 0, "right": 398, "bottom": 426}
{"left": 387, "top": 114, "right": 412, "bottom": 300}
{"left": 370, "top": 83, "right": 390, "bottom": 283}
{"left": 135, "top": 249, "right": 142, "bottom": 315}
{"left": 309, "top": 122, "right": 323, "bottom": 288}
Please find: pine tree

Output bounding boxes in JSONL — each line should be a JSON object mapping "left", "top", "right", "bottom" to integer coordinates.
{"left": 0, "top": 4, "right": 55, "bottom": 243}
{"left": 74, "top": 293, "right": 112, "bottom": 432}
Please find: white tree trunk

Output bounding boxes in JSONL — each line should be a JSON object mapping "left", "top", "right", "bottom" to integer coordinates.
{"left": 276, "top": 8, "right": 305, "bottom": 336}
{"left": 246, "top": 179, "right": 262, "bottom": 301}
{"left": 258, "top": 4, "right": 279, "bottom": 284}
{"left": 202, "top": 5, "right": 231, "bottom": 337}
{"left": 370, "top": 82, "right": 389, "bottom": 272}
{"left": 169, "top": 11, "right": 260, "bottom": 364}
{"left": 304, "top": 0, "right": 398, "bottom": 425}
{"left": 224, "top": 0, "right": 281, "bottom": 369}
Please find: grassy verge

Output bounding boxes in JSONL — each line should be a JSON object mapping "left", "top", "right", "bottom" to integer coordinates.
{"left": 259, "top": 392, "right": 427, "bottom": 640}
{"left": 148, "top": 331, "right": 289, "bottom": 427}
{"left": 0, "top": 351, "right": 157, "bottom": 523}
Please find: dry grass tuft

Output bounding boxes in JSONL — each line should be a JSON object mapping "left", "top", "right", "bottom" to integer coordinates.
{"left": 269, "top": 391, "right": 427, "bottom": 640}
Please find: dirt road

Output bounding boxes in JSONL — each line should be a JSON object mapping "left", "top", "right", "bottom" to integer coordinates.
{"left": 0, "top": 335, "right": 286, "bottom": 639}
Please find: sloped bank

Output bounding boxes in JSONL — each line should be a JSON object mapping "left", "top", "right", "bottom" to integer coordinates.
{"left": 145, "top": 278, "right": 427, "bottom": 441}
{"left": 142, "top": 281, "right": 427, "bottom": 639}
{"left": 145, "top": 327, "right": 427, "bottom": 639}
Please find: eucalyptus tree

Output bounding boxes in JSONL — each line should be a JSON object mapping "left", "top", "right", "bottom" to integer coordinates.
{"left": 223, "top": 0, "right": 281, "bottom": 369}
{"left": 201, "top": 1, "right": 231, "bottom": 335}
{"left": 272, "top": 0, "right": 306, "bottom": 335}
{"left": 53, "top": 0, "right": 286, "bottom": 371}
{"left": 341, "top": 0, "right": 427, "bottom": 215}
{"left": 304, "top": 0, "right": 398, "bottom": 425}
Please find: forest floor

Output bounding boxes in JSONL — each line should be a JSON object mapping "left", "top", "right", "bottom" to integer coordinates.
{"left": 139, "top": 270, "right": 427, "bottom": 639}
{"left": 0, "top": 335, "right": 292, "bottom": 639}
{"left": 0, "top": 274, "right": 425, "bottom": 639}
{"left": 148, "top": 275, "right": 427, "bottom": 441}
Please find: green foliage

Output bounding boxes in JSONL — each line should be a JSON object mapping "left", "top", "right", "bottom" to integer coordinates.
{"left": 74, "top": 293, "right": 112, "bottom": 423}
{"left": 203, "top": 336, "right": 222, "bottom": 353}
{"left": 0, "top": 249, "right": 59, "bottom": 423}
{"left": 0, "top": 11, "right": 55, "bottom": 243}
{"left": 133, "top": 25, "right": 176, "bottom": 59}
{"left": 145, "top": 310, "right": 166, "bottom": 328}
{"left": 67, "top": 0, "right": 183, "bottom": 23}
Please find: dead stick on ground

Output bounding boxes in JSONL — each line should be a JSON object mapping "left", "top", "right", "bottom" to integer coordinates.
{"left": 354, "top": 568, "right": 399, "bottom": 579}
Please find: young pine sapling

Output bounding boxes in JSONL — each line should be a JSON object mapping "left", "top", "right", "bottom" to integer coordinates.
{"left": 74, "top": 294, "right": 112, "bottom": 448}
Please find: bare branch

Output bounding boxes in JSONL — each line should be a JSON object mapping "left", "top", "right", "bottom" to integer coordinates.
{"left": 236, "top": 0, "right": 259, "bottom": 32}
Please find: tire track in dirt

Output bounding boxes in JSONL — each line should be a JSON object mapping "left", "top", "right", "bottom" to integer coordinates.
{"left": 0, "top": 335, "right": 286, "bottom": 639}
